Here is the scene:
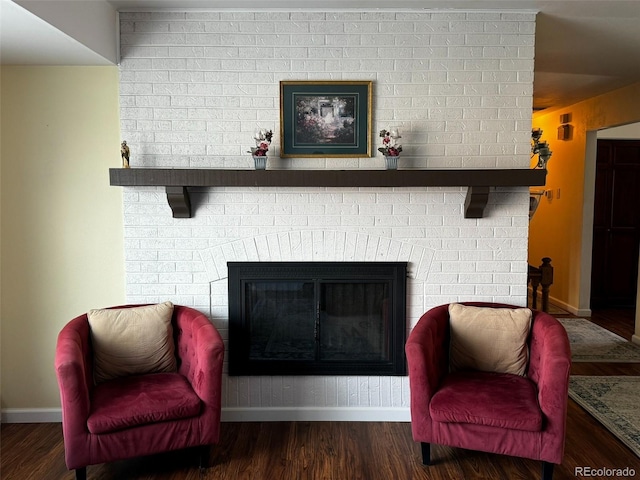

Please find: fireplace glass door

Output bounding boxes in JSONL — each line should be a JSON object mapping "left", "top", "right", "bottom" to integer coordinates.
{"left": 245, "top": 281, "right": 316, "bottom": 361}
{"left": 319, "top": 282, "right": 389, "bottom": 362}
{"left": 228, "top": 262, "right": 407, "bottom": 376}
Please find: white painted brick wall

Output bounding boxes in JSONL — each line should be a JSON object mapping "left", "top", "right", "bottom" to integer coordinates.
{"left": 118, "top": 10, "right": 535, "bottom": 420}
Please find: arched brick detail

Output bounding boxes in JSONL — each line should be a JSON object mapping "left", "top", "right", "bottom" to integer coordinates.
{"left": 200, "top": 230, "right": 434, "bottom": 282}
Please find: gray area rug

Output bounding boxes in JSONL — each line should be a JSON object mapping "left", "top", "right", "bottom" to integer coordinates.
{"left": 569, "top": 376, "right": 640, "bottom": 457}
{"left": 558, "top": 318, "right": 640, "bottom": 362}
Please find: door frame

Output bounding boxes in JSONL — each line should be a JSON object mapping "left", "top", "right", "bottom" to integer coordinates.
{"left": 581, "top": 130, "right": 640, "bottom": 344}
{"left": 578, "top": 130, "right": 598, "bottom": 315}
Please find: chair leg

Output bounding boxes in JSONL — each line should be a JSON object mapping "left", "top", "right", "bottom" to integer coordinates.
{"left": 420, "top": 442, "right": 431, "bottom": 466}
{"left": 75, "top": 467, "right": 87, "bottom": 480}
{"left": 199, "top": 445, "right": 211, "bottom": 470}
{"left": 542, "top": 461, "right": 554, "bottom": 480}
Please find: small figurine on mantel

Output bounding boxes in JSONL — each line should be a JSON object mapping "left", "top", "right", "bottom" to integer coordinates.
{"left": 121, "top": 140, "right": 130, "bottom": 168}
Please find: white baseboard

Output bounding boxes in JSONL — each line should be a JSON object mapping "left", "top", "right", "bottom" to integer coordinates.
{"left": 221, "top": 407, "right": 410, "bottom": 422}
{"left": 528, "top": 287, "right": 592, "bottom": 317}
{"left": 632, "top": 335, "right": 640, "bottom": 346}
{"left": 549, "top": 295, "right": 592, "bottom": 317}
{"left": 573, "top": 308, "right": 593, "bottom": 317}
{"left": 1, "top": 408, "right": 62, "bottom": 423}
{"left": 2, "top": 407, "right": 410, "bottom": 424}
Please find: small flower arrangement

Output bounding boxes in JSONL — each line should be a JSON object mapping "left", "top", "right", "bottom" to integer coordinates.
{"left": 248, "top": 129, "right": 273, "bottom": 157}
{"left": 531, "top": 128, "right": 552, "bottom": 169}
{"left": 378, "top": 128, "right": 402, "bottom": 157}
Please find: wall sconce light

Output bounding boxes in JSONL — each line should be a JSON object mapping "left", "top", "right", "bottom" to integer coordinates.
{"left": 557, "top": 124, "right": 572, "bottom": 140}
{"left": 557, "top": 113, "right": 573, "bottom": 141}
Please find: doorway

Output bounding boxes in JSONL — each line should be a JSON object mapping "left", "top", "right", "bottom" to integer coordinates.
{"left": 590, "top": 139, "right": 640, "bottom": 308}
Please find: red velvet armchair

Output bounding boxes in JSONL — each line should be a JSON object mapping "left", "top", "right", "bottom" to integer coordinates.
{"left": 405, "top": 302, "right": 571, "bottom": 480}
{"left": 55, "top": 305, "right": 224, "bottom": 479}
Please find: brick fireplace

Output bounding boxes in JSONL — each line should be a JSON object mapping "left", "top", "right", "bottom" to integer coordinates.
{"left": 118, "top": 9, "right": 535, "bottom": 420}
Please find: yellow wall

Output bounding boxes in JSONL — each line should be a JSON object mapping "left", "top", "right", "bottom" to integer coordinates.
{"left": 0, "top": 66, "right": 125, "bottom": 410}
{"left": 530, "top": 82, "right": 640, "bottom": 315}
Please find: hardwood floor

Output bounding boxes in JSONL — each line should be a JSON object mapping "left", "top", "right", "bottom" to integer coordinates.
{"left": 2, "top": 308, "right": 639, "bottom": 480}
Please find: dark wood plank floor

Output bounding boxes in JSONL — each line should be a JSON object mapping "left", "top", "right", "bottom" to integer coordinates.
{"left": 2, "top": 308, "right": 639, "bottom": 480}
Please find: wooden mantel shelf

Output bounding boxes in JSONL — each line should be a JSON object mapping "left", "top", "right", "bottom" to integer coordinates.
{"left": 109, "top": 168, "right": 546, "bottom": 219}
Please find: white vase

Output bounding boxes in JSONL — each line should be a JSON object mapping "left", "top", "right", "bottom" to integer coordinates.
{"left": 253, "top": 156, "right": 267, "bottom": 170}
{"left": 385, "top": 156, "right": 399, "bottom": 170}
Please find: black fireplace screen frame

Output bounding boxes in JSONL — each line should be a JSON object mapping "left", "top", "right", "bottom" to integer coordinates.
{"left": 228, "top": 261, "right": 407, "bottom": 376}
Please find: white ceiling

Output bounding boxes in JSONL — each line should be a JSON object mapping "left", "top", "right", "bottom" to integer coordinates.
{"left": 2, "top": 0, "right": 640, "bottom": 111}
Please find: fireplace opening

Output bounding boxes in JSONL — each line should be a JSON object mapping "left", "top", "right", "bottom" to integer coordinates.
{"left": 228, "top": 262, "right": 407, "bottom": 376}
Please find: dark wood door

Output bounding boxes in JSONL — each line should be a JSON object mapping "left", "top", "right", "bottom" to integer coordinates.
{"left": 591, "top": 140, "right": 640, "bottom": 308}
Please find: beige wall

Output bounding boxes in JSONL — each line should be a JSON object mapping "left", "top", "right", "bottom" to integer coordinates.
{"left": 530, "top": 82, "right": 640, "bottom": 317}
{"left": 0, "top": 66, "right": 125, "bottom": 411}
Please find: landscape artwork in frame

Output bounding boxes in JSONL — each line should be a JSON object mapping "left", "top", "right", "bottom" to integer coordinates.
{"left": 280, "top": 81, "right": 372, "bottom": 157}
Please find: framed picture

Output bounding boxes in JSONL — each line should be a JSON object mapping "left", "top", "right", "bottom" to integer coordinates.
{"left": 280, "top": 81, "right": 372, "bottom": 157}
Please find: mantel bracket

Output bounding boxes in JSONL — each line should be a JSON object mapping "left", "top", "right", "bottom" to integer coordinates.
{"left": 166, "top": 186, "right": 191, "bottom": 218}
{"left": 464, "top": 186, "right": 490, "bottom": 219}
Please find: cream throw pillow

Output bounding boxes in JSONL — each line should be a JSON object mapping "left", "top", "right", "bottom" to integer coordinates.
{"left": 448, "top": 303, "right": 532, "bottom": 376}
{"left": 88, "top": 302, "right": 177, "bottom": 384}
